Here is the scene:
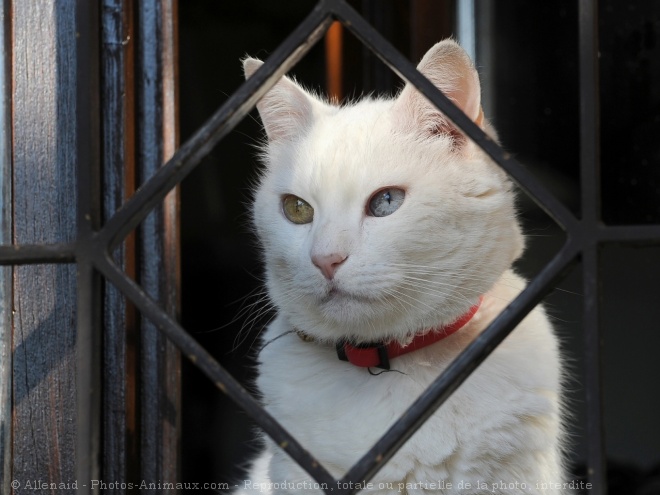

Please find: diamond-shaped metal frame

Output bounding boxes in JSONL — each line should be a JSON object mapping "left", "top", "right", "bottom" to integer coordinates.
{"left": 2, "top": 1, "right": 660, "bottom": 494}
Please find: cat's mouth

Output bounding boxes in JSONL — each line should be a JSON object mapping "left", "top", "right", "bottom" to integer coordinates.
{"left": 321, "top": 285, "right": 375, "bottom": 304}
{"left": 323, "top": 286, "right": 348, "bottom": 301}
{"left": 317, "top": 287, "right": 373, "bottom": 324}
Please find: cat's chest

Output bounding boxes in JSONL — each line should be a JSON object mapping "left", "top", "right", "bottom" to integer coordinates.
{"left": 255, "top": 311, "right": 559, "bottom": 477}
{"left": 256, "top": 318, "right": 467, "bottom": 472}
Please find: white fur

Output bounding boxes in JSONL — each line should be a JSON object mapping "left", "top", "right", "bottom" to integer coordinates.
{"left": 238, "top": 40, "right": 569, "bottom": 495}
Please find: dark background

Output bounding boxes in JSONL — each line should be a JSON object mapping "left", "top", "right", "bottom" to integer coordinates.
{"left": 177, "top": 1, "right": 660, "bottom": 493}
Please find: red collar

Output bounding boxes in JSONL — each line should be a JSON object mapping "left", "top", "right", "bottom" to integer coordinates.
{"left": 334, "top": 298, "right": 482, "bottom": 370}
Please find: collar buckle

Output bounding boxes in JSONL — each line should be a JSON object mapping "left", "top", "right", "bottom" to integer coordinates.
{"left": 336, "top": 340, "right": 391, "bottom": 370}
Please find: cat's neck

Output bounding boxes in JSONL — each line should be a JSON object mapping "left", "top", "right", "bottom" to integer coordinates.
{"left": 295, "top": 297, "right": 482, "bottom": 370}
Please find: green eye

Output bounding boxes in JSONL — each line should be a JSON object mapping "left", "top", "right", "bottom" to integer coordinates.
{"left": 367, "top": 187, "right": 405, "bottom": 217}
{"left": 282, "top": 195, "right": 314, "bottom": 224}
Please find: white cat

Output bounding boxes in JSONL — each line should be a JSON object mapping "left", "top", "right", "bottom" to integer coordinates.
{"left": 238, "top": 40, "right": 568, "bottom": 495}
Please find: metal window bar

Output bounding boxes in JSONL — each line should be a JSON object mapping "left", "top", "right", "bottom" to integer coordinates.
{"left": 578, "top": 1, "right": 606, "bottom": 490}
{"left": 0, "top": 0, "right": 659, "bottom": 494}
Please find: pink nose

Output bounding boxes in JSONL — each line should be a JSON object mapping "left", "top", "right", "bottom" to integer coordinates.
{"left": 311, "top": 253, "right": 347, "bottom": 280}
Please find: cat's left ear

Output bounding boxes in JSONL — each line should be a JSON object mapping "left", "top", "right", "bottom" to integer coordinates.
{"left": 393, "top": 40, "right": 484, "bottom": 141}
{"left": 243, "top": 58, "right": 317, "bottom": 142}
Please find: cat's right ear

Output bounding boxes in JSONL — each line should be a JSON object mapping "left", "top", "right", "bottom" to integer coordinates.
{"left": 243, "top": 58, "right": 315, "bottom": 142}
{"left": 392, "top": 40, "right": 484, "bottom": 144}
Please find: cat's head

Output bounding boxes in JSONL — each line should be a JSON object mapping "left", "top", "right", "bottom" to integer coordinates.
{"left": 244, "top": 40, "right": 523, "bottom": 344}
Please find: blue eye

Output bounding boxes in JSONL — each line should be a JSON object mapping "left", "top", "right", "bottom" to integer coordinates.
{"left": 367, "top": 188, "right": 405, "bottom": 217}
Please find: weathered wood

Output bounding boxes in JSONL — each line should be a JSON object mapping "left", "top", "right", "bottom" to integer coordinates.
{"left": 0, "top": 1, "right": 12, "bottom": 493}
{"left": 6, "top": 0, "right": 180, "bottom": 489}
{"left": 101, "top": 0, "right": 138, "bottom": 490}
{"left": 11, "top": 0, "right": 78, "bottom": 491}
{"left": 99, "top": 1, "right": 181, "bottom": 489}
{"left": 136, "top": 0, "right": 181, "bottom": 488}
